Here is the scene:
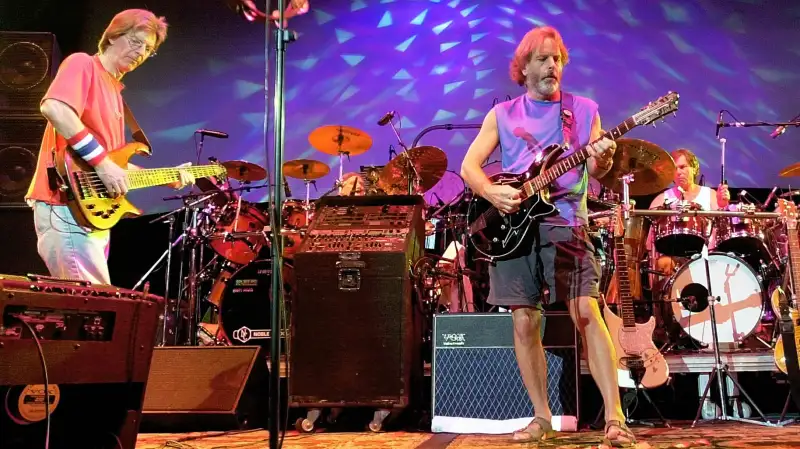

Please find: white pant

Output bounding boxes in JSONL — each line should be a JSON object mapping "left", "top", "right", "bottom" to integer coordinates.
{"left": 32, "top": 201, "right": 111, "bottom": 284}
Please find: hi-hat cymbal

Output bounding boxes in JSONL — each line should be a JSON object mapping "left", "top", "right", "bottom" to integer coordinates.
{"left": 283, "top": 159, "right": 330, "bottom": 180}
{"left": 378, "top": 146, "right": 447, "bottom": 195}
{"left": 308, "top": 125, "right": 372, "bottom": 156}
{"left": 779, "top": 162, "right": 800, "bottom": 178}
{"left": 598, "top": 138, "right": 675, "bottom": 196}
{"left": 221, "top": 160, "right": 267, "bottom": 182}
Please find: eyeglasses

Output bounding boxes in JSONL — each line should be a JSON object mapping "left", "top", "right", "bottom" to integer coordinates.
{"left": 125, "top": 35, "right": 156, "bottom": 58}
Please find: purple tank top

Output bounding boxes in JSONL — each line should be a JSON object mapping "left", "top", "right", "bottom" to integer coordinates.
{"left": 493, "top": 92, "right": 598, "bottom": 226}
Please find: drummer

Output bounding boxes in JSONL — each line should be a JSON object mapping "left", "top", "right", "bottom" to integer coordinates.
{"left": 647, "top": 148, "right": 738, "bottom": 419}
{"left": 647, "top": 148, "right": 730, "bottom": 284}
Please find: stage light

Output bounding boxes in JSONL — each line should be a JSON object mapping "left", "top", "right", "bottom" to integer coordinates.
{"left": 224, "top": 0, "right": 309, "bottom": 24}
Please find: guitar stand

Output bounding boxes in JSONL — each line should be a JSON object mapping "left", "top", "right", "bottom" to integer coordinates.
{"left": 691, "top": 247, "right": 780, "bottom": 428}
{"left": 777, "top": 390, "right": 797, "bottom": 426}
{"left": 591, "top": 368, "right": 671, "bottom": 429}
{"left": 623, "top": 363, "right": 671, "bottom": 427}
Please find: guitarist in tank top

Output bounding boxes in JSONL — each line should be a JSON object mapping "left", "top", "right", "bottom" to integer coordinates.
{"left": 461, "top": 25, "right": 635, "bottom": 446}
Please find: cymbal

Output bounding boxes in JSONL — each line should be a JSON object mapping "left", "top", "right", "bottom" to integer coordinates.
{"left": 283, "top": 159, "right": 330, "bottom": 180}
{"left": 378, "top": 146, "right": 447, "bottom": 195}
{"left": 779, "top": 162, "right": 800, "bottom": 178}
{"left": 598, "top": 138, "right": 675, "bottom": 196}
{"left": 308, "top": 125, "right": 372, "bottom": 156}
{"left": 779, "top": 190, "right": 800, "bottom": 198}
{"left": 221, "top": 160, "right": 267, "bottom": 182}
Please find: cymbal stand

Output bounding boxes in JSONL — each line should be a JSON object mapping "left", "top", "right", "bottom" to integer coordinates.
{"left": 303, "top": 178, "right": 315, "bottom": 222}
{"left": 691, "top": 243, "right": 778, "bottom": 427}
{"left": 384, "top": 114, "right": 421, "bottom": 194}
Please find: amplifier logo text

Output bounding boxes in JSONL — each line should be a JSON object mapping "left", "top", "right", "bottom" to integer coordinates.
{"left": 441, "top": 333, "right": 466, "bottom": 346}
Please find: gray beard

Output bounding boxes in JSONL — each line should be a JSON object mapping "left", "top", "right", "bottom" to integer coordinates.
{"left": 530, "top": 78, "right": 559, "bottom": 98}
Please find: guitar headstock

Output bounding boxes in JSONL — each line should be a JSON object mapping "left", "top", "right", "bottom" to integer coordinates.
{"left": 777, "top": 198, "right": 798, "bottom": 230}
{"left": 633, "top": 92, "right": 680, "bottom": 127}
{"left": 612, "top": 205, "right": 624, "bottom": 238}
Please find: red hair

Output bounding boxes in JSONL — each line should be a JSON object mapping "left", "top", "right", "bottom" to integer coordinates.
{"left": 510, "top": 26, "right": 570, "bottom": 86}
{"left": 98, "top": 9, "right": 168, "bottom": 54}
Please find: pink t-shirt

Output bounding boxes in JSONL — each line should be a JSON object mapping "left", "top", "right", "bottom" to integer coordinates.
{"left": 26, "top": 53, "right": 125, "bottom": 205}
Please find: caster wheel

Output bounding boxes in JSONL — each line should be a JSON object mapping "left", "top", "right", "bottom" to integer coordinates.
{"left": 368, "top": 420, "right": 382, "bottom": 432}
{"left": 295, "top": 417, "right": 315, "bottom": 433}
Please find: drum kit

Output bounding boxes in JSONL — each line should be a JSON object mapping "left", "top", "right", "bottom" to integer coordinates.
{"left": 146, "top": 124, "right": 465, "bottom": 348}
{"left": 591, "top": 138, "right": 796, "bottom": 352}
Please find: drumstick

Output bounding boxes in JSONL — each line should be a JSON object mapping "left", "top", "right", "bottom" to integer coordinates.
{"left": 719, "top": 137, "right": 726, "bottom": 185}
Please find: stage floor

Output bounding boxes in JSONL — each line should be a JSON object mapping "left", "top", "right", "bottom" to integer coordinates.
{"left": 136, "top": 421, "right": 800, "bottom": 448}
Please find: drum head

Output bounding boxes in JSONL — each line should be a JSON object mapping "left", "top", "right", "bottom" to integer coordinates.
{"left": 669, "top": 253, "right": 763, "bottom": 345}
{"left": 218, "top": 260, "right": 293, "bottom": 346}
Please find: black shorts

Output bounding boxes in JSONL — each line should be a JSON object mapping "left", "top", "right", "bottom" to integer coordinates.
{"left": 487, "top": 225, "right": 600, "bottom": 308}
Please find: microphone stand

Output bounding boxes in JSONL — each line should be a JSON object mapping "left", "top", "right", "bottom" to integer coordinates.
{"left": 385, "top": 115, "right": 420, "bottom": 194}
{"left": 268, "top": 2, "right": 294, "bottom": 448}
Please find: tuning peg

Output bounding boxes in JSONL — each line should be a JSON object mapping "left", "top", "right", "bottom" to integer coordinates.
{"left": 672, "top": 112, "right": 677, "bottom": 117}
{"left": 652, "top": 123, "right": 657, "bottom": 128}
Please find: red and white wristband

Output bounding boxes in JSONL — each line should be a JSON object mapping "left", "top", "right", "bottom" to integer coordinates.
{"left": 66, "top": 128, "right": 107, "bottom": 166}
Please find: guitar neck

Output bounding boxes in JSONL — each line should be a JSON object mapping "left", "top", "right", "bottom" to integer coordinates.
{"left": 126, "top": 165, "right": 222, "bottom": 190}
{"left": 613, "top": 234, "right": 636, "bottom": 328}
{"left": 523, "top": 117, "right": 636, "bottom": 196}
{"left": 790, "top": 228, "right": 799, "bottom": 302}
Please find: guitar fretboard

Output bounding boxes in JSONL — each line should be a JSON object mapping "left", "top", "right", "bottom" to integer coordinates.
{"left": 522, "top": 118, "right": 636, "bottom": 198}
{"left": 126, "top": 166, "right": 224, "bottom": 190}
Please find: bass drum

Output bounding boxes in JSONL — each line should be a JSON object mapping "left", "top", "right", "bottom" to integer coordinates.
{"left": 667, "top": 252, "right": 763, "bottom": 345}
{"left": 217, "top": 260, "right": 294, "bottom": 347}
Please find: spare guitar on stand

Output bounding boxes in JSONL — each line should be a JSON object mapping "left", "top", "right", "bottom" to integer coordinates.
{"left": 772, "top": 199, "right": 800, "bottom": 423}
{"left": 601, "top": 182, "right": 669, "bottom": 427}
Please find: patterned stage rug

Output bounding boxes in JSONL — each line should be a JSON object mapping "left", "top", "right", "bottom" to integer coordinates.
{"left": 135, "top": 422, "right": 800, "bottom": 448}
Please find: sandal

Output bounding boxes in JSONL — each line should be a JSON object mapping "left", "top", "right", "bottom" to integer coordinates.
{"left": 511, "top": 416, "right": 556, "bottom": 442}
{"left": 602, "top": 419, "right": 637, "bottom": 447}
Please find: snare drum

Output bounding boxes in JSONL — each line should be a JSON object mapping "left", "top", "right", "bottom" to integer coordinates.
{"left": 667, "top": 252, "right": 763, "bottom": 345}
{"left": 653, "top": 203, "right": 709, "bottom": 257}
{"left": 209, "top": 202, "right": 269, "bottom": 265}
{"left": 714, "top": 203, "right": 773, "bottom": 266}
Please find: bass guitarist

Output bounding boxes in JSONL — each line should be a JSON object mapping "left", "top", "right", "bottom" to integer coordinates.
{"left": 461, "top": 26, "right": 634, "bottom": 446}
{"left": 25, "top": 9, "right": 194, "bottom": 284}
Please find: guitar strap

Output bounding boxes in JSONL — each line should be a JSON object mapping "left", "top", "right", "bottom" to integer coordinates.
{"left": 560, "top": 91, "right": 576, "bottom": 151}
{"left": 122, "top": 98, "right": 153, "bottom": 156}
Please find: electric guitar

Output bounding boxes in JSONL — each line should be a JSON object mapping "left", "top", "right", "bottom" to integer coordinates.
{"left": 772, "top": 200, "right": 799, "bottom": 381}
{"left": 56, "top": 141, "right": 227, "bottom": 230}
{"left": 466, "top": 92, "right": 680, "bottom": 262}
{"left": 602, "top": 206, "right": 669, "bottom": 389}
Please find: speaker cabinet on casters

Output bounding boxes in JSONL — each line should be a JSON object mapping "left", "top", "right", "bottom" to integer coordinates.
{"left": 289, "top": 195, "right": 426, "bottom": 412}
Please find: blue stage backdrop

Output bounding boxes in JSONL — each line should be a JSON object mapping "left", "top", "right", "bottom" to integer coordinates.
{"left": 19, "top": 0, "right": 800, "bottom": 213}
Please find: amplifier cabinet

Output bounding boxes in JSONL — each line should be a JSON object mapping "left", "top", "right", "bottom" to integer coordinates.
{"left": 290, "top": 195, "right": 425, "bottom": 408}
{"left": 431, "top": 312, "right": 579, "bottom": 434}
{"left": 0, "top": 274, "right": 162, "bottom": 449}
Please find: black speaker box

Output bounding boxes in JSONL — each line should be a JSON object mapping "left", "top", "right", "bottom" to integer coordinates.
{"left": 0, "top": 32, "right": 61, "bottom": 114}
{"left": 141, "top": 346, "right": 269, "bottom": 431}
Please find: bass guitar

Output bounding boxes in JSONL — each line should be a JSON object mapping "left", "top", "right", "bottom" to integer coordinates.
{"left": 772, "top": 199, "right": 799, "bottom": 383}
{"left": 56, "top": 141, "right": 227, "bottom": 230}
{"left": 466, "top": 92, "right": 680, "bottom": 262}
{"left": 603, "top": 206, "right": 669, "bottom": 389}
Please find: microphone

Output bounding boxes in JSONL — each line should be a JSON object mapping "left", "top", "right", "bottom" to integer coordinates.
{"left": 431, "top": 192, "right": 445, "bottom": 207}
{"left": 764, "top": 186, "right": 778, "bottom": 208}
{"left": 377, "top": 111, "right": 395, "bottom": 126}
{"left": 771, "top": 112, "right": 800, "bottom": 139}
{"left": 715, "top": 111, "right": 723, "bottom": 139}
{"left": 283, "top": 177, "right": 292, "bottom": 198}
{"left": 195, "top": 129, "right": 229, "bottom": 139}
